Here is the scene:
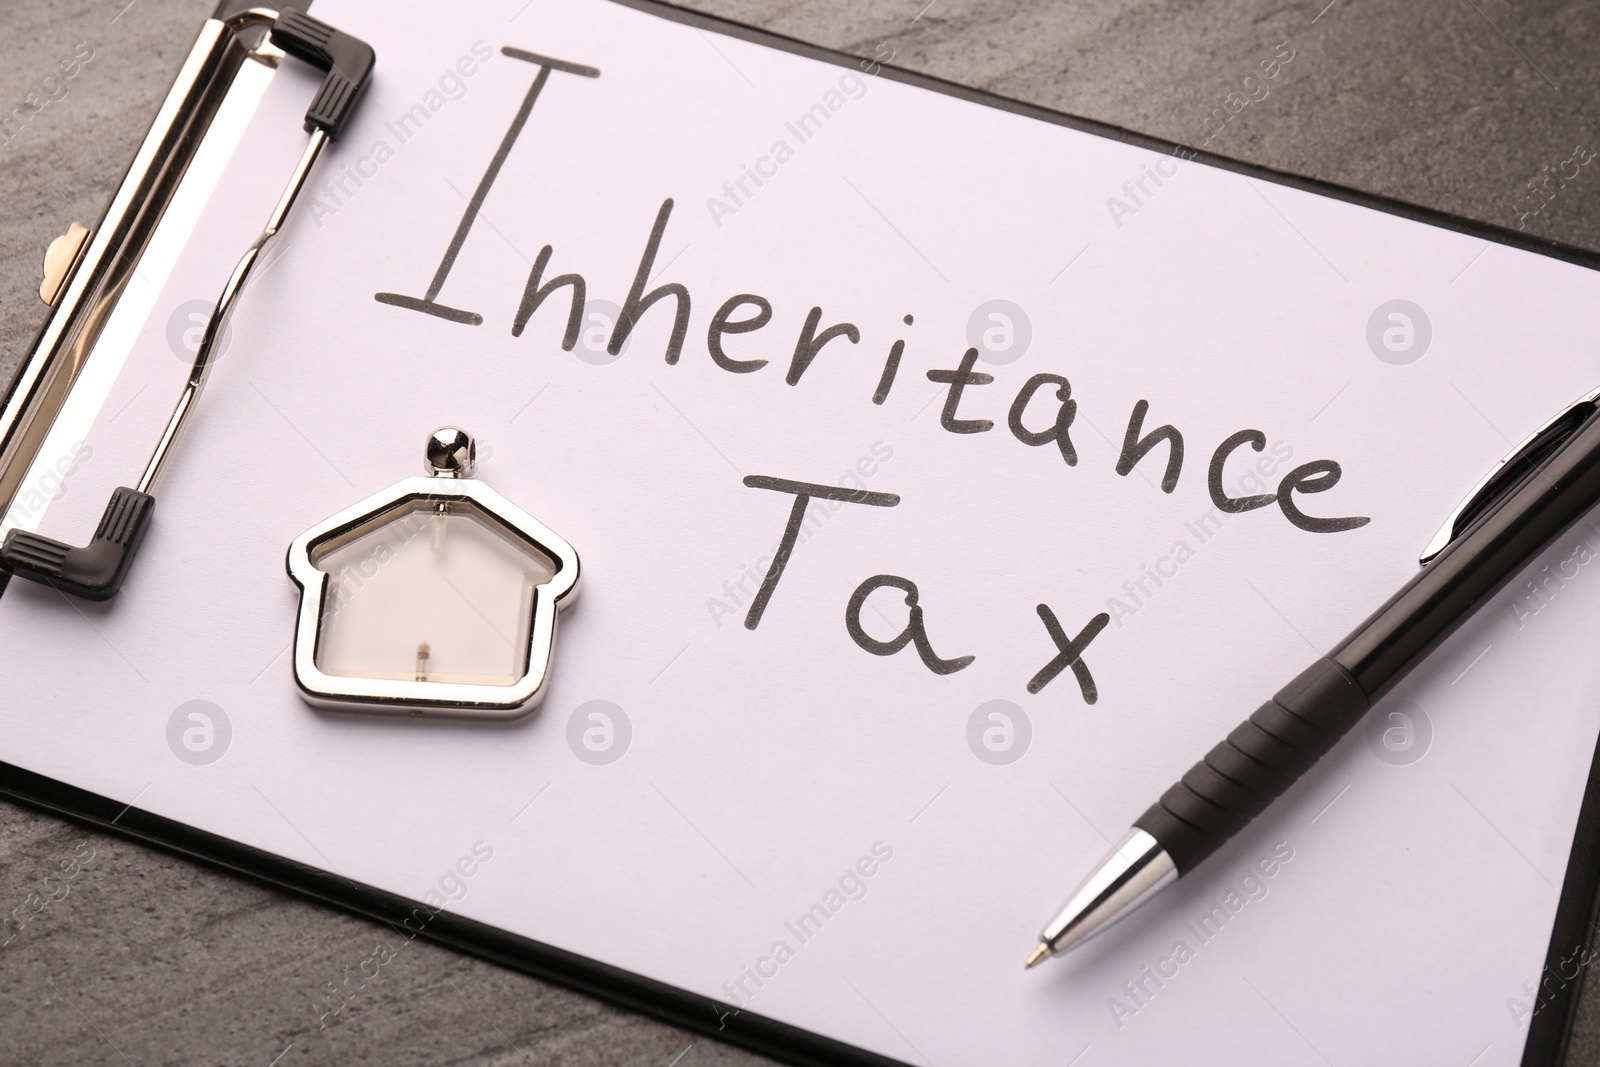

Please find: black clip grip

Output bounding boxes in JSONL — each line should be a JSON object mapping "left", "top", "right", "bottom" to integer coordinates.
{"left": 1, "top": 487, "right": 155, "bottom": 601}
{"left": 270, "top": 8, "right": 375, "bottom": 140}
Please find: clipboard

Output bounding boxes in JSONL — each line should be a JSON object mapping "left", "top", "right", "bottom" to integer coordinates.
{"left": 3, "top": 2, "right": 1599, "bottom": 1064}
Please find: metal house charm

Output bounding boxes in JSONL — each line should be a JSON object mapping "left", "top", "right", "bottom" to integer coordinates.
{"left": 286, "top": 428, "right": 579, "bottom": 718}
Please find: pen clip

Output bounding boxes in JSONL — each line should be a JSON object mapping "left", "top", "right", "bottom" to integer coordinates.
{"left": 1419, "top": 384, "right": 1600, "bottom": 567}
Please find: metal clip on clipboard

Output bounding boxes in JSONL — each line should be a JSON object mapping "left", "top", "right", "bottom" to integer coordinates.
{"left": 0, "top": 6, "right": 373, "bottom": 600}
{"left": 1418, "top": 384, "right": 1600, "bottom": 567}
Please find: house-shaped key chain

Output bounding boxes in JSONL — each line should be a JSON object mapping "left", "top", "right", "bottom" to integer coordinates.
{"left": 286, "top": 428, "right": 579, "bottom": 718}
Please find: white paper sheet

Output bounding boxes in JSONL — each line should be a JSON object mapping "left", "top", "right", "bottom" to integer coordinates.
{"left": 4, "top": 1, "right": 1600, "bottom": 1062}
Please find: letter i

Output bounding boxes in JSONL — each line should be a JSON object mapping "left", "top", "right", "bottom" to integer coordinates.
{"left": 873, "top": 315, "right": 913, "bottom": 405}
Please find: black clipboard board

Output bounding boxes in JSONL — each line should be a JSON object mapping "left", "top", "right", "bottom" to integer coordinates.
{"left": 2, "top": 1, "right": 1598, "bottom": 1063}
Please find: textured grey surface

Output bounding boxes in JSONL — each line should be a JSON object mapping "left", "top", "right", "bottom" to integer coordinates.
{"left": 4, "top": 0, "right": 1600, "bottom": 1064}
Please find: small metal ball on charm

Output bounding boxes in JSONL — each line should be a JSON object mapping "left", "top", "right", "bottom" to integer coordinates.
{"left": 285, "top": 427, "right": 580, "bottom": 718}
{"left": 424, "top": 426, "right": 475, "bottom": 477}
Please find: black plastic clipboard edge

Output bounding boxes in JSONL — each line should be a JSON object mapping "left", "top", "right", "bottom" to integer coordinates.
{"left": 1523, "top": 737, "right": 1600, "bottom": 1063}
{"left": 2, "top": 0, "right": 1597, "bottom": 1063}
{"left": 0, "top": 757, "right": 912, "bottom": 1067}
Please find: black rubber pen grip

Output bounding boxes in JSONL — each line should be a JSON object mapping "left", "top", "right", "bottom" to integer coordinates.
{"left": 1129, "top": 408, "right": 1600, "bottom": 880}
{"left": 1133, "top": 658, "right": 1369, "bottom": 873}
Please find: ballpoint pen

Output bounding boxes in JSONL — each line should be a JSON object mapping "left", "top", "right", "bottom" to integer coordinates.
{"left": 1027, "top": 384, "right": 1600, "bottom": 968}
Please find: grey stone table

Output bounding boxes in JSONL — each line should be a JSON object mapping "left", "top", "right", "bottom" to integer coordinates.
{"left": 4, "top": 0, "right": 1600, "bottom": 1063}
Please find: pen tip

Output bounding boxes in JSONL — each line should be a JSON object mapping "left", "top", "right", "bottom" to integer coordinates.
{"left": 1025, "top": 943, "right": 1052, "bottom": 970}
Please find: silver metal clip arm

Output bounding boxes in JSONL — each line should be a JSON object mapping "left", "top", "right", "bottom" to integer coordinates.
{"left": 136, "top": 126, "right": 328, "bottom": 495}
{"left": 1419, "top": 385, "right": 1600, "bottom": 567}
